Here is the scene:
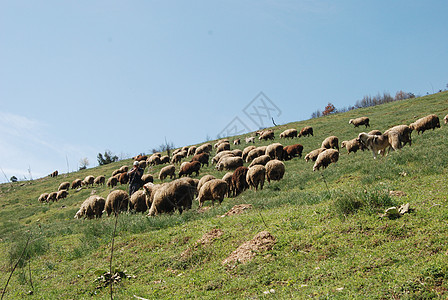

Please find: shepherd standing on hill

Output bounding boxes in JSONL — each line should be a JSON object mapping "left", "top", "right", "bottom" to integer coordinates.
{"left": 128, "top": 161, "right": 144, "bottom": 196}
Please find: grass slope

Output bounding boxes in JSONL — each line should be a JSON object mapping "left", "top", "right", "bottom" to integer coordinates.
{"left": 1, "top": 92, "right": 448, "bottom": 299}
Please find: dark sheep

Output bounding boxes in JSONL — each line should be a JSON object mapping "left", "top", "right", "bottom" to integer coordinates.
{"left": 179, "top": 161, "right": 201, "bottom": 177}
{"left": 231, "top": 166, "right": 249, "bottom": 197}
{"left": 298, "top": 126, "right": 313, "bottom": 137}
{"left": 191, "top": 153, "right": 210, "bottom": 167}
{"left": 283, "top": 144, "right": 303, "bottom": 160}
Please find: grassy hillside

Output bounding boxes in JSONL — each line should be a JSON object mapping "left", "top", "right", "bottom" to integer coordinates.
{"left": 1, "top": 92, "right": 447, "bottom": 299}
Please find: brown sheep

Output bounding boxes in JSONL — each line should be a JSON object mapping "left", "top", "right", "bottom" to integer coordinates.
{"left": 384, "top": 125, "right": 412, "bottom": 148}
{"left": 38, "top": 193, "right": 49, "bottom": 203}
{"left": 258, "top": 130, "right": 275, "bottom": 141}
{"left": 82, "top": 175, "right": 95, "bottom": 187}
{"left": 233, "top": 138, "right": 241, "bottom": 145}
{"left": 444, "top": 114, "right": 448, "bottom": 124}
{"left": 248, "top": 155, "right": 271, "bottom": 168}
{"left": 368, "top": 130, "right": 382, "bottom": 136}
{"left": 105, "top": 190, "right": 130, "bottom": 216}
{"left": 216, "top": 142, "right": 231, "bottom": 153}
{"left": 71, "top": 179, "right": 82, "bottom": 189}
{"left": 47, "top": 192, "right": 58, "bottom": 202}
{"left": 304, "top": 148, "right": 327, "bottom": 162}
{"left": 216, "top": 156, "right": 244, "bottom": 171}
{"left": 129, "top": 190, "right": 148, "bottom": 213}
{"left": 56, "top": 190, "right": 69, "bottom": 201}
{"left": 178, "top": 161, "right": 201, "bottom": 177}
{"left": 141, "top": 174, "right": 154, "bottom": 184}
{"left": 231, "top": 166, "right": 249, "bottom": 196}
{"left": 197, "top": 179, "right": 228, "bottom": 208}
{"left": 74, "top": 196, "right": 106, "bottom": 219}
{"left": 246, "top": 165, "right": 266, "bottom": 191}
{"left": 195, "top": 143, "right": 213, "bottom": 155}
{"left": 49, "top": 170, "right": 58, "bottom": 177}
{"left": 58, "top": 182, "right": 70, "bottom": 191}
{"left": 160, "top": 155, "right": 170, "bottom": 164}
{"left": 279, "top": 128, "right": 298, "bottom": 139}
{"left": 321, "top": 136, "right": 339, "bottom": 150}
{"left": 313, "top": 149, "right": 339, "bottom": 171}
{"left": 283, "top": 144, "right": 303, "bottom": 160}
{"left": 148, "top": 155, "right": 162, "bottom": 166}
{"left": 197, "top": 175, "right": 217, "bottom": 192}
{"left": 242, "top": 146, "right": 256, "bottom": 161}
{"left": 349, "top": 117, "right": 370, "bottom": 128}
{"left": 94, "top": 175, "right": 105, "bottom": 186}
{"left": 159, "top": 165, "right": 176, "bottom": 181}
{"left": 246, "top": 146, "right": 267, "bottom": 163}
{"left": 265, "top": 143, "right": 284, "bottom": 160}
{"left": 191, "top": 153, "right": 209, "bottom": 167}
{"left": 107, "top": 176, "right": 118, "bottom": 188}
{"left": 118, "top": 172, "right": 129, "bottom": 185}
{"left": 298, "top": 126, "right": 313, "bottom": 137}
{"left": 341, "top": 138, "right": 365, "bottom": 154}
{"left": 134, "top": 155, "right": 148, "bottom": 161}
{"left": 265, "top": 160, "right": 285, "bottom": 183}
{"left": 409, "top": 114, "right": 440, "bottom": 134}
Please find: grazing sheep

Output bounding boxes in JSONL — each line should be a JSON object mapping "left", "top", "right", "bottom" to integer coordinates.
{"left": 233, "top": 138, "right": 241, "bottom": 145}
{"left": 216, "top": 156, "right": 244, "bottom": 171}
{"left": 129, "top": 190, "right": 148, "bottom": 213}
{"left": 246, "top": 165, "right": 266, "bottom": 191}
{"left": 384, "top": 125, "right": 412, "bottom": 148}
{"left": 321, "top": 136, "right": 339, "bottom": 150}
{"left": 178, "top": 177, "right": 199, "bottom": 195}
{"left": 265, "top": 160, "right": 285, "bottom": 183}
{"left": 147, "top": 179, "right": 196, "bottom": 215}
{"left": 265, "top": 143, "right": 284, "bottom": 160}
{"left": 195, "top": 143, "right": 213, "bottom": 155}
{"left": 197, "top": 179, "right": 228, "bottom": 207}
{"left": 119, "top": 166, "right": 129, "bottom": 173}
{"left": 298, "top": 126, "right": 313, "bottom": 137}
{"left": 172, "top": 148, "right": 182, "bottom": 156}
{"left": 178, "top": 161, "right": 201, "bottom": 177}
{"left": 409, "top": 114, "right": 440, "bottom": 134}
{"left": 187, "top": 146, "right": 197, "bottom": 156}
{"left": 74, "top": 196, "right": 106, "bottom": 219}
{"left": 246, "top": 146, "right": 267, "bottom": 163}
{"left": 71, "top": 179, "right": 82, "bottom": 189}
{"left": 222, "top": 172, "right": 234, "bottom": 197}
{"left": 258, "top": 130, "right": 275, "bottom": 141}
{"left": 171, "top": 153, "right": 185, "bottom": 164}
{"left": 197, "top": 175, "right": 217, "bottom": 192}
{"left": 444, "top": 114, "right": 448, "bottom": 124}
{"left": 242, "top": 146, "right": 256, "bottom": 161}
{"left": 112, "top": 169, "right": 122, "bottom": 177}
{"left": 216, "top": 142, "right": 231, "bottom": 153}
{"left": 349, "top": 117, "right": 370, "bottom": 128}
{"left": 58, "top": 182, "right": 70, "bottom": 191}
{"left": 38, "top": 193, "right": 49, "bottom": 203}
{"left": 56, "top": 190, "right": 68, "bottom": 201}
{"left": 47, "top": 192, "right": 58, "bottom": 202}
{"left": 231, "top": 166, "right": 249, "bottom": 196}
{"left": 160, "top": 155, "right": 170, "bottom": 164}
{"left": 341, "top": 138, "right": 365, "bottom": 154}
{"left": 134, "top": 155, "right": 148, "bottom": 162}
{"left": 313, "top": 149, "right": 339, "bottom": 171}
{"left": 279, "top": 128, "right": 298, "bottom": 139}
{"left": 141, "top": 174, "right": 154, "bottom": 184}
{"left": 105, "top": 190, "right": 130, "bottom": 216}
{"left": 245, "top": 136, "right": 255, "bottom": 144}
{"left": 82, "top": 175, "right": 95, "bottom": 187}
{"left": 182, "top": 146, "right": 189, "bottom": 152}
{"left": 283, "top": 144, "right": 304, "bottom": 160}
{"left": 159, "top": 165, "right": 176, "bottom": 181}
{"left": 214, "top": 139, "right": 229, "bottom": 149}
{"left": 249, "top": 155, "right": 271, "bottom": 168}
{"left": 191, "top": 153, "right": 210, "bottom": 167}
{"left": 305, "top": 148, "right": 327, "bottom": 162}
{"left": 357, "top": 132, "right": 391, "bottom": 159}
{"left": 118, "top": 172, "right": 129, "bottom": 185}
{"left": 368, "top": 130, "right": 382, "bottom": 136}
{"left": 231, "top": 149, "right": 243, "bottom": 157}
{"left": 212, "top": 150, "right": 233, "bottom": 164}
{"left": 49, "top": 170, "right": 58, "bottom": 177}
{"left": 107, "top": 176, "right": 118, "bottom": 188}
{"left": 94, "top": 175, "right": 106, "bottom": 186}
{"left": 148, "top": 155, "right": 161, "bottom": 166}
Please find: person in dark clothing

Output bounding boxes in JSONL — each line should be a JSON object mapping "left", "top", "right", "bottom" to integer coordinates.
{"left": 128, "top": 161, "right": 144, "bottom": 196}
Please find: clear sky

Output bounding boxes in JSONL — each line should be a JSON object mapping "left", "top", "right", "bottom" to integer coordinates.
{"left": 1, "top": 0, "right": 447, "bottom": 182}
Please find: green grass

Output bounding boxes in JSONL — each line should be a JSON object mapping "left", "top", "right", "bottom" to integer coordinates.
{"left": 0, "top": 92, "right": 448, "bottom": 299}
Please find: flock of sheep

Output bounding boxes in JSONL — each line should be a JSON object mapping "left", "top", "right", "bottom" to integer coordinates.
{"left": 38, "top": 113, "right": 448, "bottom": 219}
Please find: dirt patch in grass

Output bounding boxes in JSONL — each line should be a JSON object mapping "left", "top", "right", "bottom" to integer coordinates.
{"left": 181, "top": 228, "right": 224, "bottom": 258}
{"left": 222, "top": 231, "right": 276, "bottom": 268}
{"left": 219, "top": 204, "right": 253, "bottom": 217}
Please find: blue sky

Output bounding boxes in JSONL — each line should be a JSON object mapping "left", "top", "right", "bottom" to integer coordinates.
{"left": 1, "top": 0, "right": 447, "bottom": 182}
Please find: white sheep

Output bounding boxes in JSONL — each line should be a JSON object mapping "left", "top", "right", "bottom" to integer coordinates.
{"left": 313, "top": 149, "right": 339, "bottom": 171}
